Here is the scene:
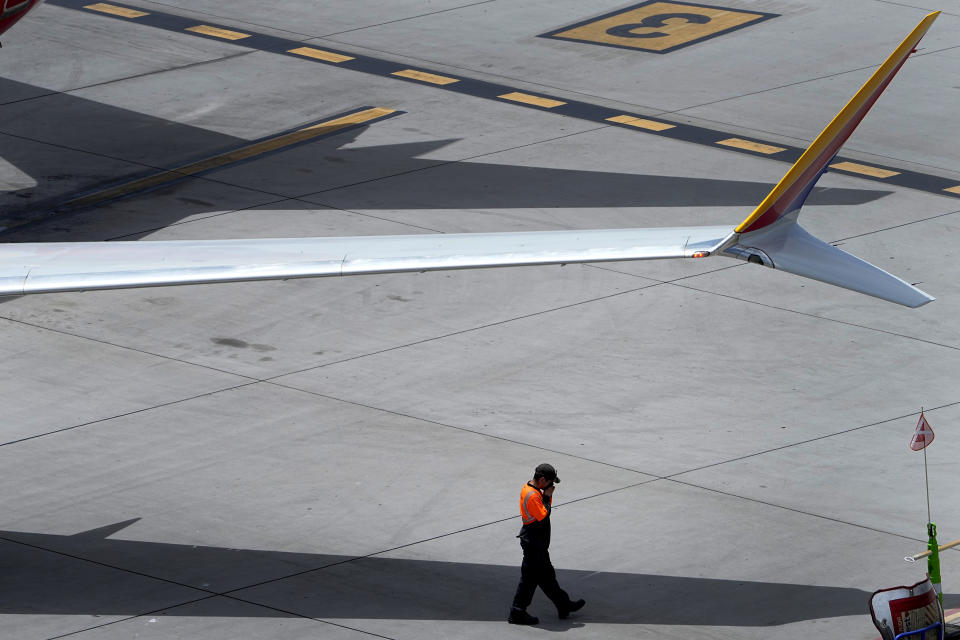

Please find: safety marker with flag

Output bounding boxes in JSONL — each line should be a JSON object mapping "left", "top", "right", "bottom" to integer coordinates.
{"left": 911, "top": 411, "right": 935, "bottom": 451}
{"left": 911, "top": 410, "right": 942, "bottom": 604}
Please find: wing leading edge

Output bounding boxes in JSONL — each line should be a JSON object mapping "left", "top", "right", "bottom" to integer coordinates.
{"left": 0, "top": 226, "right": 735, "bottom": 296}
{"left": 0, "top": 14, "right": 939, "bottom": 307}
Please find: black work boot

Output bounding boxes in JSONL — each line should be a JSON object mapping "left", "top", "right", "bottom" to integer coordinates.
{"left": 508, "top": 607, "right": 539, "bottom": 625}
{"left": 558, "top": 598, "right": 585, "bottom": 619}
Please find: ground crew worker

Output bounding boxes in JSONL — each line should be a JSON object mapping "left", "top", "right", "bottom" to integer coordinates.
{"left": 508, "top": 463, "right": 585, "bottom": 625}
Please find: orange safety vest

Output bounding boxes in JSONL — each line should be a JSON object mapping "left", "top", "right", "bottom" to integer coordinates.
{"left": 519, "top": 482, "right": 549, "bottom": 525}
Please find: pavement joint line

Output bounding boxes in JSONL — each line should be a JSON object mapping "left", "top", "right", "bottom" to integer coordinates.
{"left": 260, "top": 278, "right": 663, "bottom": 382}
{"left": 0, "top": 49, "right": 254, "bottom": 110}
{"left": 0, "top": 381, "right": 259, "bottom": 449}
{"left": 0, "top": 535, "right": 397, "bottom": 640}
{"left": 270, "top": 380, "right": 957, "bottom": 551}
{"left": 212, "top": 480, "right": 660, "bottom": 599}
{"left": 584, "top": 259, "right": 960, "bottom": 352}
{"left": 668, "top": 279, "right": 960, "bottom": 352}
{"left": 0, "top": 313, "right": 261, "bottom": 381}
{"left": 316, "top": 0, "right": 497, "bottom": 38}
{"left": 102, "top": 195, "right": 295, "bottom": 240}
{"left": 266, "top": 379, "right": 662, "bottom": 478}
{"left": 666, "top": 478, "right": 930, "bottom": 546}
{"left": 6, "top": 292, "right": 954, "bottom": 545}
{"left": 44, "top": 0, "right": 960, "bottom": 201}
{"left": 297, "top": 200, "right": 447, "bottom": 234}
{"left": 830, "top": 206, "right": 960, "bottom": 243}
{"left": 256, "top": 262, "right": 743, "bottom": 381}
{"left": 1, "top": 383, "right": 947, "bottom": 621}
{"left": 664, "top": 400, "right": 960, "bottom": 480}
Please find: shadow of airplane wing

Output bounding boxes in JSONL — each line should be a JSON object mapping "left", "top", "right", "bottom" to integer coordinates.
{"left": 2, "top": 520, "right": 953, "bottom": 626}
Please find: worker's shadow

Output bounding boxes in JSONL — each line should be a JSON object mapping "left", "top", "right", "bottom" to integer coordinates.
{"left": 2, "top": 518, "right": 955, "bottom": 628}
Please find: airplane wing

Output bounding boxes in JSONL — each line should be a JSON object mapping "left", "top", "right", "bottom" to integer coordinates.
{"left": 0, "top": 226, "right": 734, "bottom": 295}
{"left": 0, "top": 13, "right": 939, "bottom": 307}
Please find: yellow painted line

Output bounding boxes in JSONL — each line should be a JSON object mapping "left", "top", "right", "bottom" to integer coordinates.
{"left": 944, "top": 185, "right": 960, "bottom": 195}
{"left": 829, "top": 161, "right": 900, "bottom": 179}
{"left": 288, "top": 46, "right": 353, "bottom": 63}
{"left": 84, "top": 3, "right": 149, "bottom": 18}
{"left": 946, "top": 610, "right": 960, "bottom": 622}
{"left": 62, "top": 108, "right": 396, "bottom": 210}
{"left": 717, "top": 138, "right": 785, "bottom": 155}
{"left": 392, "top": 69, "right": 459, "bottom": 85}
{"left": 186, "top": 25, "right": 251, "bottom": 40}
{"left": 606, "top": 115, "right": 674, "bottom": 131}
{"left": 498, "top": 92, "right": 566, "bottom": 108}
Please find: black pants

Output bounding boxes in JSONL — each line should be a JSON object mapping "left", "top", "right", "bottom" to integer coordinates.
{"left": 512, "top": 542, "right": 571, "bottom": 611}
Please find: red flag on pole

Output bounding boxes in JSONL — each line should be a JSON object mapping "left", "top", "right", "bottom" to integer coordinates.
{"left": 910, "top": 412, "right": 935, "bottom": 451}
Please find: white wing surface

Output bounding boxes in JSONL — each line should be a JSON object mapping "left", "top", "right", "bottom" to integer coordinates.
{"left": 0, "top": 14, "right": 940, "bottom": 307}
{"left": 0, "top": 226, "right": 734, "bottom": 296}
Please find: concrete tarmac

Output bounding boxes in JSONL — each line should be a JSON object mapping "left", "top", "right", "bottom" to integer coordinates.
{"left": 1, "top": 1, "right": 958, "bottom": 638}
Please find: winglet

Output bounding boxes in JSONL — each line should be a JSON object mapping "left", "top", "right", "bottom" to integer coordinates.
{"left": 735, "top": 12, "right": 939, "bottom": 234}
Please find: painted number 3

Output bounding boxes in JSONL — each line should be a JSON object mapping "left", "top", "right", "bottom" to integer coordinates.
{"left": 606, "top": 13, "right": 711, "bottom": 38}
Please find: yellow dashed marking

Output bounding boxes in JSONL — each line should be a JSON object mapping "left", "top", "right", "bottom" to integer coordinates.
{"left": 392, "top": 69, "right": 459, "bottom": 85}
{"left": 944, "top": 185, "right": 960, "bottom": 195}
{"left": 717, "top": 138, "right": 785, "bottom": 154}
{"left": 288, "top": 46, "right": 354, "bottom": 63}
{"left": 606, "top": 115, "right": 675, "bottom": 131}
{"left": 186, "top": 25, "right": 251, "bottom": 40}
{"left": 498, "top": 92, "right": 566, "bottom": 108}
{"left": 829, "top": 161, "right": 900, "bottom": 178}
{"left": 84, "top": 3, "right": 148, "bottom": 18}
{"left": 61, "top": 108, "right": 396, "bottom": 210}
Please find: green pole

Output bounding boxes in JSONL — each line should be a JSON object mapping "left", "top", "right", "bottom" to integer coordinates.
{"left": 928, "top": 521, "right": 942, "bottom": 605}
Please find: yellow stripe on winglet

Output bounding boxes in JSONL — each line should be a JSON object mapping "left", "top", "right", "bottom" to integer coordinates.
{"left": 944, "top": 185, "right": 960, "bottom": 195}
{"left": 499, "top": 92, "right": 566, "bottom": 108}
{"left": 288, "top": 46, "right": 354, "bottom": 63}
{"left": 606, "top": 115, "right": 675, "bottom": 131}
{"left": 186, "top": 25, "right": 251, "bottom": 40}
{"left": 84, "top": 3, "right": 149, "bottom": 18}
{"left": 829, "top": 161, "right": 900, "bottom": 178}
{"left": 734, "top": 11, "right": 939, "bottom": 234}
{"left": 717, "top": 138, "right": 786, "bottom": 154}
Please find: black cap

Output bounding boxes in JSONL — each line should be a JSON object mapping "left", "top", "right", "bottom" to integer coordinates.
{"left": 534, "top": 463, "right": 560, "bottom": 483}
